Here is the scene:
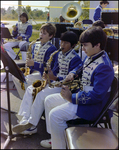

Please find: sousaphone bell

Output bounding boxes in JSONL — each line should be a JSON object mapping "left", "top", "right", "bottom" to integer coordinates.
{"left": 61, "top": 2, "right": 82, "bottom": 21}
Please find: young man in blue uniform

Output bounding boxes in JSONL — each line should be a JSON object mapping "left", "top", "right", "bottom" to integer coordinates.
{"left": 3, "top": 12, "right": 32, "bottom": 60}
{"left": 12, "top": 23, "right": 57, "bottom": 99}
{"left": 93, "top": 1, "right": 109, "bottom": 21}
{"left": 40, "top": 26, "right": 114, "bottom": 149}
{"left": 12, "top": 31, "right": 82, "bottom": 135}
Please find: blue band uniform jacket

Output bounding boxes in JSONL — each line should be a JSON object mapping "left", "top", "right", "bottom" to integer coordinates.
{"left": 30, "top": 41, "right": 57, "bottom": 75}
{"left": 51, "top": 49, "right": 82, "bottom": 81}
{"left": 71, "top": 51, "right": 114, "bottom": 121}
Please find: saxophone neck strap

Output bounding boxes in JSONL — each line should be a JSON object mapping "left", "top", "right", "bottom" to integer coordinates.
{"left": 75, "top": 50, "right": 105, "bottom": 76}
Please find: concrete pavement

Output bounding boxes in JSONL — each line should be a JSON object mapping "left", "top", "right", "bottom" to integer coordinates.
{"left": 1, "top": 81, "right": 51, "bottom": 149}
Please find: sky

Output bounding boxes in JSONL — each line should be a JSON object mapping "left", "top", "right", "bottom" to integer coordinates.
{"left": 1, "top": 1, "right": 50, "bottom": 12}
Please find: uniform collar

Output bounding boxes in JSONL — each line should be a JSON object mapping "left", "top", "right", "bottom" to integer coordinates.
{"left": 99, "top": 5, "right": 102, "bottom": 9}
{"left": 62, "top": 48, "right": 73, "bottom": 56}
{"left": 88, "top": 50, "right": 105, "bottom": 61}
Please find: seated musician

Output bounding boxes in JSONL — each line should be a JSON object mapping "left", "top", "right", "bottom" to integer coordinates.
{"left": 3, "top": 12, "right": 32, "bottom": 60}
{"left": 12, "top": 23, "right": 57, "bottom": 99}
{"left": 39, "top": 26, "right": 114, "bottom": 149}
{"left": 12, "top": 31, "right": 82, "bottom": 135}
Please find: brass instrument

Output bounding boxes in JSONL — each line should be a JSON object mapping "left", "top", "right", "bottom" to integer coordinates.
{"left": 32, "top": 48, "right": 61, "bottom": 100}
{"left": 32, "top": 79, "right": 47, "bottom": 101}
{"left": 74, "top": 21, "right": 83, "bottom": 29}
{"left": 46, "top": 48, "right": 82, "bottom": 91}
{"left": 20, "top": 38, "right": 41, "bottom": 90}
{"left": 103, "top": 28, "right": 114, "bottom": 37}
{"left": 51, "top": 79, "right": 81, "bottom": 92}
{"left": 61, "top": 2, "right": 82, "bottom": 21}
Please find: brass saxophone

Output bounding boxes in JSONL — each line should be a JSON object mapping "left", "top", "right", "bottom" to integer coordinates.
{"left": 51, "top": 78, "right": 81, "bottom": 92}
{"left": 32, "top": 48, "right": 61, "bottom": 101}
{"left": 49, "top": 48, "right": 82, "bottom": 91}
{"left": 20, "top": 38, "right": 41, "bottom": 90}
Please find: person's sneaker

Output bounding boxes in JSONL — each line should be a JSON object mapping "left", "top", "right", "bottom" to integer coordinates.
{"left": 12, "top": 122, "right": 33, "bottom": 133}
{"left": 21, "top": 126, "right": 37, "bottom": 135}
{"left": 19, "top": 116, "right": 29, "bottom": 124}
{"left": 40, "top": 139, "right": 52, "bottom": 148}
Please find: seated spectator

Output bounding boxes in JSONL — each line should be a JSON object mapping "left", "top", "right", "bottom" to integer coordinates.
{"left": 3, "top": 12, "right": 32, "bottom": 60}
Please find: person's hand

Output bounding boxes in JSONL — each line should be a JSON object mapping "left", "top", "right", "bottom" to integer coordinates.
{"left": 13, "top": 26, "right": 17, "bottom": 31}
{"left": 64, "top": 73, "right": 75, "bottom": 82}
{"left": 47, "top": 68, "right": 57, "bottom": 81}
{"left": 42, "top": 72, "right": 47, "bottom": 80}
{"left": 17, "top": 36, "right": 23, "bottom": 40}
{"left": 60, "top": 85, "right": 72, "bottom": 102}
{"left": 26, "top": 58, "right": 34, "bottom": 66}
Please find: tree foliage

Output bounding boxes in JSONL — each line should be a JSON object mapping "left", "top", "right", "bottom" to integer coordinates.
{"left": 1, "top": 6, "right": 48, "bottom": 21}
{"left": 77, "top": 1, "right": 90, "bottom": 21}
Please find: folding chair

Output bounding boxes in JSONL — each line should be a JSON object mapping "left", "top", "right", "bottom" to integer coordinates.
{"left": 66, "top": 76, "right": 118, "bottom": 129}
{"left": 14, "top": 42, "right": 30, "bottom": 60}
{"left": 65, "top": 126, "right": 118, "bottom": 149}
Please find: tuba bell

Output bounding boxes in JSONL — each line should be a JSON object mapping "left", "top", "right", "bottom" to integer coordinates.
{"left": 61, "top": 2, "right": 82, "bottom": 21}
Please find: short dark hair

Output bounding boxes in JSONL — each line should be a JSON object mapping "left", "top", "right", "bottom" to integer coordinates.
{"left": 59, "top": 15, "right": 65, "bottom": 22}
{"left": 20, "top": 12, "right": 28, "bottom": 21}
{"left": 100, "top": 1, "right": 109, "bottom": 5}
{"left": 40, "top": 23, "right": 56, "bottom": 38}
{"left": 79, "top": 26, "right": 107, "bottom": 50}
{"left": 60, "top": 31, "right": 78, "bottom": 47}
{"left": 92, "top": 20, "right": 105, "bottom": 28}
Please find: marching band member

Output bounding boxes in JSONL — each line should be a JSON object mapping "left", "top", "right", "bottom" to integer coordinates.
{"left": 12, "top": 23, "right": 57, "bottom": 99}
{"left": 40, "top": 26, "right": 114, "bottom": 149}
{"left": 12, "top": 31, "right": 82, "bottom": 135}
{"left": 3, "top": 12, "right": 32, "bottom": 60}
{"left": 93, "top": 1, "right": 109, "bottom": 21}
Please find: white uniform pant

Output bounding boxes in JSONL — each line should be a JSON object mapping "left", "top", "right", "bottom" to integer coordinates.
{"left": 3, "top": 41, "right": 27, "bottom": 60}
{"left": 18, "top": 84, "right": 62, "bottom": 126}
{"left": 12, "top": 72, "right": 42, "bottom": 99}
{"left": 44, "top": 93, "right": 78, "bottom": 149}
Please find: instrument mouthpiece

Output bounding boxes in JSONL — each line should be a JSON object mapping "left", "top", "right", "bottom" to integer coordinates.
{"left": 61, "top": 48, "right": 64, "bottom": 50}
{"left": 36, "top": 38, "right": 42, "bottom": 41}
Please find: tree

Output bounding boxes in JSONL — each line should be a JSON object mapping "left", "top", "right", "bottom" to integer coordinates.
{"left": 78, "top": 1, "right": 90, "bottom": 20}
{"left": 26, "top": 6, "right": 31, "bottom": 13}
{"left": 7, "top": 6, "right": 14, "bottom": 14}
{"left": 12, "top": 9, "right": 16, "bottom": 15}
{"left": 1, "top": 8, "right": 6, "bottom": 16}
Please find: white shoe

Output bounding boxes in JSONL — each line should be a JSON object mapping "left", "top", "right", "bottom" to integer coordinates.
{"left": 40, "top": 139, "right": 52, "bottom": 148}
{"left": 20, "top": 116, "right": 29, "bottom": 124}
{"left": 17, "top": 116, "right": 28, "bottom": 124}
{"left": 12, "top": 122, "right": 32, "bottom": 133}
{"left": 21, "top": 126, "right": 37, "bottom": 135}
